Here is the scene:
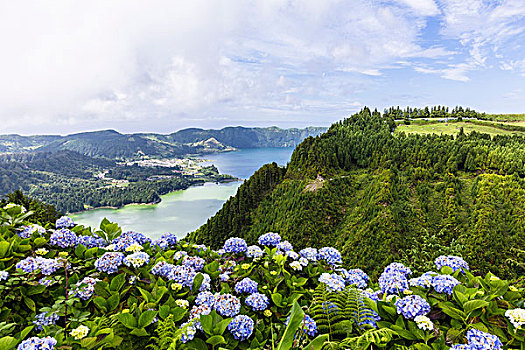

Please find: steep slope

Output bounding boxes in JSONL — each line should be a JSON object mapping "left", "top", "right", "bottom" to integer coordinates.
{"left": 190, "top": 107, "right": 525, "bottom": 279}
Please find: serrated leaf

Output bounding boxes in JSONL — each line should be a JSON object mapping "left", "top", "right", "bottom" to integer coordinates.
{"left": 106, "top": 293, "right": 120, "bottom": 312}
{"left": 464, "top": 300, "right": 489, "bottom": 316}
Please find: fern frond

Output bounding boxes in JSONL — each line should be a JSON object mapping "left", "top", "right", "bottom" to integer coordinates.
{"left": 340, "top": 328, "right": 397, "bottom": 349}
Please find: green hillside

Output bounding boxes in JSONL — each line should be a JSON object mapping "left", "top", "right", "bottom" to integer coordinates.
{"left": 190, "top": 107, "right": 525, "bottom": 280}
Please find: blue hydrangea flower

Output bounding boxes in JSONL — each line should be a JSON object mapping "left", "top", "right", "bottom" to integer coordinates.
{"left": 199, "top": 273, "right": 211, "bottom": 291}
{"left": 435, "top": 255, "right": 469, "bottom": 273}
{"left": 160, "top": 233, "right": 178, "bottom": 246}
{"left": 299, "top": 247, "right": 318, "bottom": 261}
{"left": 235, "top": 278, "right": 258, "bottom": 294}
{"left": 245, "top": 292, "right": 269, "bottom": 311}
{"left": 33, "top": 312, "right": 59, "bottom": 331}
{"left": 77, "top": 235, "right": 105, "bottom": 248}
{"left": 362, "top": 289, "right": 381, "bottom": 302}
{"left": 258, "top": 232, "right": 281, "bottom": 246}
{"left": 466, "top": 328, "right": 502, "bottom": 350}
{"left": 174, "top": 250, "right": 188, "bottom": 260}
{"left": 111, "top": 231, "right": 150, "bottom": 251}
{"left": 166, "top": 265, "right": 197, "bottom": 288}
{"left": 409, "top": 271, "right": 436, "bottom": 288}
{"left": 214, "top": 293, "right": 241, "bottom": 317}
{"left": 246, "top": 245, "right": 264, "bottom": 259}
{"left": 189, "top": 304, "right": 212, "bottom": 321}
{"left": 277, "top": 240, "right": 293, "bottom": 252}
{"left": 384, "top": 262, "right": 412, "bottom": 276}
{"left": 450, "top": 345, "right": 474, "bottom": 350}
{"left": 378, "top": 271, "right": 409, "bottom": 295}
{"left": 70, "top": 277, "right": 99, "bottom": 300}
{"left": 50, "top": 228, "right": 78, "bottom": 248}
{"left": 285, "top": 251, "right": 299, "bottom": 260}
{"left": 123, "top": 252, "right": 150, "bottom": 268}
{"left": 339, "top": 268, "right": 369, "bottom": 289}
{"left": 95, "top": 252, "right": 125, "bottom": 274}
{"left": 180, "top": 321, "right": 197, "bottom": 343}
{"left": 223, "top": 237, "right": 247, "bottom": 254}
{"left": 39, "top": 277, "right": 54, "bottom": 287}
{"left": 183, "top": 256, "right": 205, "bottom": 271}
{"left": 317, "top": 247, "right": 342, "bottom": 265}
{"left": 228, "top": 315, "right": 254, "bottom": 341}
{"left": 16, "top": 257, "right": 62, "bottom": 275}
{"left": 432, "top": 274, "right": 460, "bottom": 295}
{"left": 17, "top": 336, "right": 57, "bottom": 350}
{"left": 286, "top": 314, "right": 318, "bottom": 337}
{"left": 56, "top": 216, "right": 75, "bottom": 228}
{"left": 19, "top": 224, "right": 46, "bottom": 239}
{"left": 319, "top": 273, "right": 346, "bottom": 292}
{"left": 395, "top": 295, "right": 431, "bottom": 319}
{"left": 219, "top": 273, "right": 230, "bottom": 282}
{"left": 193, "top": 244, "right": 207, "bottom": 252}
{"left": 151, "top": 261, "right": 174, "bottom": 277}
{"left": 196, "top": 291, "right": 215, "bottom": 307}
{"left": 0, "top": 271, "right": 8, "bottom": 281}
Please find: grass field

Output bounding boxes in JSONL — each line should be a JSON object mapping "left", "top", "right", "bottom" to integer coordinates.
{"left": 485, "top": 114, "right": 525, "bottom": 122}
{"left": 395, "top": 121, "right": 525, "bottom": 137}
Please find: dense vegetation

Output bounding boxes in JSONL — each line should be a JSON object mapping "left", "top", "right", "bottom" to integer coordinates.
{"left": 191, "top": 107, "right": 525, "bottom": 281}
{"left": 0, "top": 127, "right": 326, "bottom": 159}
{"left": 0, "top": 150, "right": 232, "bottom": 213}
{"left": 0, "top": 205, "right": 523, "bottom": 349}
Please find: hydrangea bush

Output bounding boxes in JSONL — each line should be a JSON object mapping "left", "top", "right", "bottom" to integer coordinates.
{"left": 0, "top": 206, "right": 523, "bottom": 350}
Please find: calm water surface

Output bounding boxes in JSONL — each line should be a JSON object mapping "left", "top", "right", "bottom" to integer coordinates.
{"left": 71, "top": 148, "right": 294, "bottom": 238}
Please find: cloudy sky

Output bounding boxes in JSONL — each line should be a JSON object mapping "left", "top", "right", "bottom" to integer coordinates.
{"left": 1, "top": 0, "right": 525, "bottom": 135}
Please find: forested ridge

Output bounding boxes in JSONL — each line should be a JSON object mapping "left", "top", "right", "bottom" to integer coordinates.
{"left": 0, "top": 150, "right": 232, "bottom": 213}
{"left": 191, "top": 107, "right": 525, "bottom": 280}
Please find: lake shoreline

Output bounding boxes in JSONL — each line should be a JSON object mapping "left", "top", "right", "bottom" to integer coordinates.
{"left": 68, "top": 178, "right": 242, "bottom": 215}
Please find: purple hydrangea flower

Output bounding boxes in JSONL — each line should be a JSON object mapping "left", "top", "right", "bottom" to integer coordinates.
{"left": 56, "top": 216, "right": 75, "bottom": 228}
{"left": 435, "top": 255, "right": 469, "bottom": 273}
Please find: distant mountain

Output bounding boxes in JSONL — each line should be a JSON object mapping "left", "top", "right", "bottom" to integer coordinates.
{"left": 0, "top": 126, "right": 326, "bottom": 159}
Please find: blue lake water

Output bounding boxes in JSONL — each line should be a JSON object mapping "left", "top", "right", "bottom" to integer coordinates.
{"left": 71, "top": 147, "right": 294, "bottom": 238}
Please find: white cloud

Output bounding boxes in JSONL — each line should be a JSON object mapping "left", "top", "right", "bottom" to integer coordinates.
{"left": 0, "top": 0, "right": 524, "bottom": 134}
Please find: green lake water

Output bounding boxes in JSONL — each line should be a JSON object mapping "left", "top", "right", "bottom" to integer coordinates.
{"left": 71, "top": 147, "right": 294, "bottom": 239}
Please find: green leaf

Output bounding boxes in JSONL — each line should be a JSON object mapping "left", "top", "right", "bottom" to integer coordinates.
{"left": 159, "top": 305, "right": 170, "bottom": 319}
{"left": 271, "top": 293, "right": 283, "bottom": 307}
{"left": 464, "top": 300, "right": 489, "bottom": 316}
{"left": 216, "top": 319, "right": 231, "bottom": 335}
{"left": 80, "top": 337, "right": 98, "bottom": 349}
{"left": 93, "top": 297, "right": 108, "bottom": 312}
{"left": 206, "top": 335, "right": 226, "bottom": 347}
{"left": 302, "top": 334, "right": 329, "bottom": 350}
{"left": 23, "top": 297, "right": 35, "bottom": 312}
{"left": 192, "top": 273, "right": 204, "bottom": 292}
{"left": 26, "top": 285, "right": 46, "bottom": 296}
{"left": 277, "top": 301, "right": 304, "bottom": 350}
{"left": 172, "top": 307, "right": 187, "bottom": 322}
{"left": 200, "top": 314, "right": 214, "bottom": 335}
{"left": 130, "top": 328, "right": 148, "bottom": 337}
{"left": 106, "top": 293, "right": 120, "bottom": 312}
{"left": 75, "top": 244, "right": 86, "bottom": 258}
{"left": 186, "top": 338, "right": 208, "bottom": 350}
{"left": 33, "top": 237, "right": 47, "bottom": 247}
{"left": 0, "top": 242, "right": 9, "bottom": 258}
{"left": 110, "top": 273, "right": 126, "bottom": 292}
{"left": 138, "top": 310, "right": 157, "bottom": 328}
{"left": 116, "top": 312, "right": 137, "bottom": 329}
{"left": 84, "top": 247, "right": 98, "bottom": 259}
{"left": 0, "top": 336, "right": 17, "bottom": 350}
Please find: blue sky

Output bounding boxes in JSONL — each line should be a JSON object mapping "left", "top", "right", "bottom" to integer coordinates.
{"left": 1, "top": 0, "right": 524, "bottom": 135}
